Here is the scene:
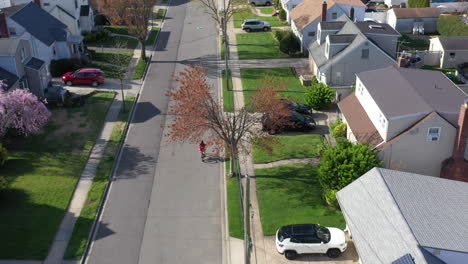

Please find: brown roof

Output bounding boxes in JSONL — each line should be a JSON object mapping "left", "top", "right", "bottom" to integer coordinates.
{"left": 338, "top": 93, "right": 384, "bottom": 148}
{"left": 291, "top": 0, "right": 365, "bottom": 31}
{"left": 392, "top": 7, "right": 439, "bottom": 19}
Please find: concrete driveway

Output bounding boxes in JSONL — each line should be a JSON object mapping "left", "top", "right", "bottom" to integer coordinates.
{"left": 261, "top": 235, "right": 359, "bottom": 264}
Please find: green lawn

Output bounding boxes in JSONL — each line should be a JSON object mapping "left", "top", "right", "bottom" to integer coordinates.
{"left": 259, "top": 7, "right": 274, "bottom": 14}
{"left": 226, "top": 157, "right": 244, "bottom": 239}
{"left": 94, "top": 52, "right": 132, "bottom": 66}
{"left": 240, "top": 67, "right": 306, "bottom": 105}
{"left": 233, "top": 9, "right": 287, "bottom": 28}
{"left": 399, "top": 34, "right": 429, "bottom": 51}
{"left": 64, "top": 97, "right": 135, "bottom": 260}
{"left": 255, "top": 164, "right": 345, "bottom": 236}
{"left": 104, "top": 25, "right": 129, "bottom": 35}
{"left": 86, "top": 36, "right": 138, "bottom": 49}
{"left": 133, "top": 58, "right": 148, "bottom": 80}
{"left": 222, "top": 70, "right": 234, "bottom": 112}
{"left": 253, "top": 134, "right": 322, "bottom": 164}
{"left": 146, "top": 27, "right": 160, "bottom": 46}
{"left": 236, "top": 32, "right": 287, "bottom": 60}
{"left": 0, "top": 92, "right": 115, "bottom": 259}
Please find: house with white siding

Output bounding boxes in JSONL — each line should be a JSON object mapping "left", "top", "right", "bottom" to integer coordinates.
{"left": 290, "top": 0, "right": 365, "bottom": 49}
{"left": 337, "top": 167, "right": 468, "bottom": 264}
{"left": 338, "top": 66, "right": 468, "bottom": 177}
{"left": 387, "top": 7, "right": 439, "bottom": 34}
{"left": 429, "top": 36, "right": 468, "bottom": 68}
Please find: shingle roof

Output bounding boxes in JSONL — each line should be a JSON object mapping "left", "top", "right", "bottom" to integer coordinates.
{"left": 338, "top": 93, "right": 383, "bottom": 147}
{"left": 0, "top": 38, "right": 21, "bottom": 55}
{"left": 10, "top": 2, "right": 67, "bottom": 46}
{"left": 328, "top": 34, "right": 356, "bottom": 43}
{"left": 355, "top": 21, "right": 400, "bottom": 35}
{"left": 0, "top": 67, "right": 18, "bottom": 89}
{"left": 0, "top": 4, "right": 26, "bottom": 17}
{"left": 392, "top": 7, "right": 439, "bottom": 19}
{"left": 25, "top": 57, "right": 45, "bottom": 70}
{"left": 56, "top": 5, "right": 76, "bottom": 19}
{"left": 357, "top": 66, "right": 468, "bottom": 125}
{"left": 436, "top": 36, "right": 468, "bottom": 51}
{"left": 291, "top": 0, "right": 365, "bottom": 31}
{"left": 320, "top": 21, "right": 346, "bottom": 30}
{"left": 337, "top": 167, "right": 468, "bottom": 264}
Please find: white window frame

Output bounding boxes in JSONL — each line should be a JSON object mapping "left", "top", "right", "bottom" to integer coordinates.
{"left": 332, "top": 12, "right": 337, "bottom": 19}
{"left": 427, "top": 127, "right": 441, "bottom": 141}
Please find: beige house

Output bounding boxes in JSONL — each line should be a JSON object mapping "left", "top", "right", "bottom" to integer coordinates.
{"left": 429, "top": 36, "right": 468, "bottom": 68}
{"left": 338, "top": 66, "right": 468, "bottom": 176}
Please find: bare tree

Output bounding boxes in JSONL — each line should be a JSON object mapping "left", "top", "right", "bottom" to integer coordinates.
{"left": 108, "top": 42, "right": 130, "bottom": 112}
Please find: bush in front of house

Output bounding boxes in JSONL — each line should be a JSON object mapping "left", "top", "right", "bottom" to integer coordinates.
{"left": 50, "top": 59, "right": 83, "bottom": 77}
{"left": 273, "top": 29, "right": 287, "bottom": 41}
{"left": 83, "top": 29, "right": 109, "bottom": 43}
{"left": 304, "top": 82, "right": 335, "bottom": 110}
{"left": 408, "top": 0, "right": 429, "bottom": 7}
{"left": 329, "top": 119, "right": 347, "bottom": 138}
{"left": 279, "top": 31, "right": 301, "bottom": 55}
{"left": 437, "top": 15, "right": 468, "bottom": 37}
{"left": 318, "top": 140, "right": 382, "bottom": 207}
{"left": 278, "top": 7, "right": 286, "bottom": 21}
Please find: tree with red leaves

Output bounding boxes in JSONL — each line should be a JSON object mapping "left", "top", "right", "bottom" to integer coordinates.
{"left": 166, "top": 65, "right": 292, "bottom": 173}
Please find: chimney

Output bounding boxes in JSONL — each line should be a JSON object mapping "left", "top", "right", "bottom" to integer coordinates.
{"left": 0, "top": 13, "right": 9, "bottom": 38}
{"left": 321, "top": 1, "right": 327, "bottom": 22}
{"left": 350, "top": 7, "right": 355, "bottom": 21}
{"left": 397, "top": 55, "right": 408, "bottom": 68}
{"left": 453, "top": 100, "right": 468, "bottom": 161}
{"left": 34, "top": 0, "right": 41, "bottom": 5}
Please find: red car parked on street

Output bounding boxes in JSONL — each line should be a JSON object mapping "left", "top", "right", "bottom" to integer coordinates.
{"left": 62, "top": 68, "right": 105, "bottom": 87}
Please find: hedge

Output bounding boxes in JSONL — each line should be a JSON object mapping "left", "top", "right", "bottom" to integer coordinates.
{"left": 437, "top": 15, "right": 468, "bottom": 36}
{"left": 50, "top": 59, "right": 83, "bottom": 77}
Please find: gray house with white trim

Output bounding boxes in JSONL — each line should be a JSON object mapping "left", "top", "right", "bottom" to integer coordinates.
{"left": 337, "top": 167, "right": 468, "bottom": 264}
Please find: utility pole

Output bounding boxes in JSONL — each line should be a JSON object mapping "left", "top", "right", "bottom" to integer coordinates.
{"left": 223, "top": 0, "right": 230, "bottom": 91}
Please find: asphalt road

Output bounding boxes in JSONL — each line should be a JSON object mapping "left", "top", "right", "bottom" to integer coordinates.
{"left": 85, "top": 0, "right": 223, "bottom": 263}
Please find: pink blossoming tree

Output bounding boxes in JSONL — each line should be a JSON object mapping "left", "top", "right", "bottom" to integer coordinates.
{"left": 0, "top": 83, "right": 51, "bottom": 137}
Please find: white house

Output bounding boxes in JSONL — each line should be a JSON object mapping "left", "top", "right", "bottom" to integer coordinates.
{"left": 387, "top": 7, "right": 439, "bottom": 34}
{"left": 290, "top": 0, "right": 365, "bottom": 48}
{"left": 429, "top": 36, "right": 468, "bottom": 68}
{"left": 280, "top": 0, "right": 306, "bottom": 24}
{"left": 338, "top": 66, "right": 468, "bottom": 176}
{"left": 337, "top": 167, "right": 468, "bottom": 264}
{"left": 0, "top": 2, "right": 84, "bottom": 69}
{"left": 8, "top": 0, "right": 94, "bottom": 34}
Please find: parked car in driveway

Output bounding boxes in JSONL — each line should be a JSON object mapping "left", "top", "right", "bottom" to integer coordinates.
{"left": 276, "top": 224, "right": 347, "bottom": 260}
{"left": 278, "top": 99, "right": 311, "bottom": 115}
{"left": 62, "top": 68, "right": 105, "bottom": 87}
{"left": 242, "top": 19, "right": 271, "bottom": 32}
{"left": 262, "top": 111, "right": 316, "bottom": 135}
{"left": 248, "top": 0, "right": 272, "bottom": 6}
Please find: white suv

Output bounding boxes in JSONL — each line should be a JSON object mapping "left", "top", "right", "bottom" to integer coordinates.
{"left": 275, "top": 224, "right": 347, "bottom": 260}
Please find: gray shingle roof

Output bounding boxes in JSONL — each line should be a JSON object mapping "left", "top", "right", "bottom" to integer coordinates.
{"left": 437, "top": 36, "right": 468, "bottom": 51}
{"left": 337, "top": 168, "right": 468, "bottom": 264}
{"left": 320, "top": 21, "right": 346, "bottom": 31}
{"left": 0, "top": 66, "right": 18, "bottom": 89}
{"left": 357, "top": 66, "right": 468, "bottom": 124}
{"left": 56, "top": 5, "right": 75, "bottom": 19}
{"left": 0, "top": 4, "right": 26, "bottom": 17}
{"left": 10, "top": 2, "right": 67, "bottom": 46}
{"left": 355, "top": 21, "right": 400, "bottom": 36}
{"left": 329, "top": 34, "right": 356, "bottom": 44}
{"left": 25, "top": 57, "right": 45, "bottom": 70}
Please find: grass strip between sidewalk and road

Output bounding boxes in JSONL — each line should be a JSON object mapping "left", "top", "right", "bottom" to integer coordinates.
{"left": 146, "top": 27, "right": 160, "bottom": 46}
{"left": 240, "top": 67, "right": 306, "bottom": 105}
{"left": 222, "top": 70, "right": 234, "bottom": 112}
{"left": 155, "top": 8, "right": 167, "bottom": 21}
{"left": 225, "top": 160, "right": 244, "bottom": 239}
{"left": 252, "top": 134, "right": 323, "bottom": 164}
{"left": 133, "top": 58, "right": 148, "bottom": 80}
{"left": 64, "top": 96, "right": 136, "bottom": 260}
{"left": 236, "top": 32, "right": 287, "bottom": 60}
{"left": 0, "top": 92, "right": 115, "bottom": 259}
{"left": 255, "top": 164, "right": 345, "bottom": 236}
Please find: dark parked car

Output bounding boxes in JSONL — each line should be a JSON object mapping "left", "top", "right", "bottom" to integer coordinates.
{"left": 62, "top": 68, "right": 105, "bottom": 87}
{"left": 262, "top": 111, "right": 316, "bottom": 135}
{"left": 278, "top": 99, "right": 311, "bottom": 115}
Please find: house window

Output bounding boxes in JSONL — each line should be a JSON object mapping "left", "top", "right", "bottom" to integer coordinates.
{"left": 449, "top": 52, "right": 456, "bottom": 59}
{"left": 332, "top": 12, "right": 337, "bottom": 19}
{"left": 8, "top": 27, "right": 16, "bottom": 36}
{"left": 19, "top": 80, "right": 29, "bottom": 89}
{"left": 361, "top": 49, "right": 369, "bottom": 59}
{"left": 43, "top": 3, "right": 50, "bottom": 6}
{"left": 74, "top": 0, "right": 78, "bottom": 9}
{"left": 326, "top": 43, "right": 330, "bottom": 55}
{"left": 77, "top": 20, "right": 81, "bottom": 29}
{"left": 427, "top": 127, "right": 441, "bottom": 141}
{"left": 308, "top": 32, "right": 315, "bottom": 37}
{"left": 379, "top": 113, "right": 386, "bottom": 127}
{"left": 53, "top": 47, "right": 56, "bottom": 56}
{"left": 20, "top": 47, "right": 26, "bottom": 62}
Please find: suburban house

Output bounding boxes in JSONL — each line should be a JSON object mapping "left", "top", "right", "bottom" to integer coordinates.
{"left": 290, "top": 0, "right": 365, "bottom": 48}
{"left": 429, "top": 36, "right": 468, "bottom": 68}
{"left": 337, "top": 167, "right": 468, "bottom": 264}
{"left": 387, "top": 7, "right": 439, "bottom": 34}
{"left": 7, "top": 0, "right": 94, "bottom": 34}
{"left": 308, "top": 14, "right": 398, "bottom": 90}
{"left": 0, "top": 2, "right": 84, "bottom": 68}
{"left": 0, "top": 38, "right": 49, "bottom": 96}
{"left": 338, "top": 66, "right": 468, "bottom": 176}
{"left": 280, "top": 0, "right": 305, "bottom": 23}
{"left": 384, "top": 0, "right": 407, "bottom": 8}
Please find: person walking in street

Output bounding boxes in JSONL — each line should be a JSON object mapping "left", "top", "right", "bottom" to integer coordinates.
{"left": 198, "top": 140, "right": 206, "bottom": 161}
